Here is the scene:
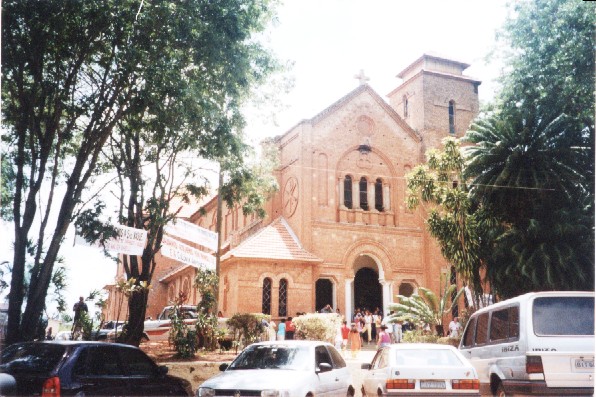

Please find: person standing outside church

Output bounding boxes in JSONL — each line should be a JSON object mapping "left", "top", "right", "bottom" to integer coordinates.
{"left": 285, "top": 317, "right": 295, "bottom": 340}
{"left": 277, "top": 318, "right": 286, "bottom": 341}
{"left": 72, "top": 297, "right": 88, "bottom": 337}
{"left": 348, "top": 323, "right": 361, "bottom": 359}
{"left": 448, "top": 317, "right": 462, "bottom": 338}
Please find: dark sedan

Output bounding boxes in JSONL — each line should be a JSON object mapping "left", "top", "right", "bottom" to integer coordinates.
{"left": 0, "top": 341, "right": 192, "bottom": 396}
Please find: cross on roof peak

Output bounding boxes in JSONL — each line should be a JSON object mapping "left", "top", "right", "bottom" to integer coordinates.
{"left": 354, "top": 69, "right": 370, "bottom": 86}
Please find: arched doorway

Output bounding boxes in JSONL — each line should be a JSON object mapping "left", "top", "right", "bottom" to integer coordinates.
{"left": 315, "top": 279, "right": 333, "bottom": 312}
{"left": 354, "top": 267, "right": 382, "bottom": 312}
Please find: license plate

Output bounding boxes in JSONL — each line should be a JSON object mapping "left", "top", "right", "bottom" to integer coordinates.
{"left": 420, "top": 380, "right": 446, "bottom": 389}
{"left": 574, "top": 358, "right": 594, "bottom": 370}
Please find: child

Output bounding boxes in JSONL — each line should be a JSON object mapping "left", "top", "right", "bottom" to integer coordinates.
{"left": 377, "top": 324, "right": 391, "bottom": 348}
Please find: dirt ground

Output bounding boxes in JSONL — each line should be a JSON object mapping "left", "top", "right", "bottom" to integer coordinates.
{"left": 140, "top": 340, "right": 239, "bottom": 392}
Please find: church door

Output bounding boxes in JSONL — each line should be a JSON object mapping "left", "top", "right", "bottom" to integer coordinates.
{"left": 354, "top": 267, "right": 382, "bottom": 312}
{"left": 315, "top": 279, "right": 333, "bottom": 312}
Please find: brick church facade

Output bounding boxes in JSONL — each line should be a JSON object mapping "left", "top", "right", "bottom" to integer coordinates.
{"left": 104, "top": 54, "right": 480, "bottom": 321}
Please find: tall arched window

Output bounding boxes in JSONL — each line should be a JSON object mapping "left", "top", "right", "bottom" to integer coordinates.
{"left": 344, "top": 175, "right": 352, "bottom": 209}
{"left": 448, "top": 100, "right": 456, "bottom": 134}
{"left": 375, "top": 178, "right": 384, "bottom": 211}
{"left": 262, "top": 278, "right": 272, "bottom": 315}
{"left": 403, "top": 95, "right": 409, "bottom": 118}
{"left": 359, "top": 177, "right": 368, "bottom": 210}
{"left": 278, "top": 279, "right": 288, "bottom": 317}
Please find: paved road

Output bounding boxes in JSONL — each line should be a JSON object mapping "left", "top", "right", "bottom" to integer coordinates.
{"left": 344, "top": 349, "right": 377, "bottom": 397}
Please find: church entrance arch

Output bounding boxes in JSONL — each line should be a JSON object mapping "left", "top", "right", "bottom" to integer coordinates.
{"left": 354, "top": 267, "right": 382, "bottom": 312}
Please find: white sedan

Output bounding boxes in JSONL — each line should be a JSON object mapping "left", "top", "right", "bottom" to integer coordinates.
{"left": 197, "top": 340, "right": 355, "bottom": 397}
{"left": 361, "top": 343, "right": 480, "bottom": 396}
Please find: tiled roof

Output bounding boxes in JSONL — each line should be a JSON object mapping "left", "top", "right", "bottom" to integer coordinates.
{"left": 221, "top": 217, "right": 322, "bottom": 263}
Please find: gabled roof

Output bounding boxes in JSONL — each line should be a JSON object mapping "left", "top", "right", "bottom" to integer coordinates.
{"left": 274, "top": 83, "right": 422, "bottom": 144}
{"left": 221, "top": 217, "right": 322, "bottom": 263}
{"left": 159, "top": 264, "right": 195, "bottom": 283}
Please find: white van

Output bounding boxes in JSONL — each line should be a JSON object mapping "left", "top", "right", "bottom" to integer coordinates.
{"left": 459, "top": 291, "right": 594, "bottom": 396}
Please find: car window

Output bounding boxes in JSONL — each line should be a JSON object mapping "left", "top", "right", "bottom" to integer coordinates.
{"left": 375, "top": 349, "right": 389, "bottom": 369}
{"left": 393, "top": 349, "right": 464, "bottom": 367}
{"left": 73, "top": 347, "right": 124, "bottom": 376}
{"left": 0, "top": 343, "right": 65, "bottom": 373}
{"left": 315, "top": 345, "right": 333, "bottom": 368}
{"left": 229, "top": 344, "right": 310, "bottom": 371}
{"left": 325, "top": 345, "right": 346, "bottom": 368}
{"left": 119, "top": 348, "right": 157, "bottom": 376}
{"left": 490, "top": 305, "right": 520, "bottom": 342}
{"left": 474, "top": 313, "right": 489, "bottom": 346}
{"left": 370, "top": 349, "right": 384, "bottom": 368}
{"left": 533, "top": 296, "right": 594, "bottom": 336}
{"left": 461, "top": 316, "right": 476, "bottom": 348}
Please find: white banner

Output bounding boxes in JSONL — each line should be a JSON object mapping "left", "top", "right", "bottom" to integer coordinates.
{"left": 161, "top": 235, "right": 215, "bottom": 269}
{"left": 164, "top": 219, "right": 218, "bottom": 252}
{"left": 75, "top": 224, "right": 147, "bottom": 256}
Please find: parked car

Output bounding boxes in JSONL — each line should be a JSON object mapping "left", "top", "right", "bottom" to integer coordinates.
{"left": 459, "top": 291, "right": 594, "bottom": 396}
{"left": 96, "top": 320, "right": 150, "bottom": 342}
{"left": 143, "top": 305, "right": 198, "bottom": 341}
{"left": 361, "top": 343, "right": 480, "bottom": 396}
{"left": 0, "top": 340, "right": 193, "bottom": 396}
{"left": 197, "top": 340, "right": 355, "bottom": 396}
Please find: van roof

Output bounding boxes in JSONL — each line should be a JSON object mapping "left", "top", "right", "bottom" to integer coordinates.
{"left": 471, "top": 291, "right": 594, "bottom": 315}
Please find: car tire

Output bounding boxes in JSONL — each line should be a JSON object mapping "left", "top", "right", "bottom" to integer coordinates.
{"left": 495, "top": 382, "right": 507, "bottom": 397}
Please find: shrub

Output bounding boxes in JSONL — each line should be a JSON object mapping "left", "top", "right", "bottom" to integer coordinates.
{"left": 227, "top": 313, "right": 270, "bottom": 353}
{"left": 293, "top": 313, "right": 342, "bottom": 342}
{"left": 402, "top": 329, "right": 439, "bottom": 344}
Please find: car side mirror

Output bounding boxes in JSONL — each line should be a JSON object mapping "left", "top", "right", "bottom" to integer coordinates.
{"left": 157, "top": 365, "right": 169, "bottom": 376}
{"left": 219, "top": 363, "right": 229, "bottom": 371}
{"left": 361, "top": 363, "right": 372, "bottom": 370}
{"left": 316, "top": 363, "right": 333, "bottom": 373}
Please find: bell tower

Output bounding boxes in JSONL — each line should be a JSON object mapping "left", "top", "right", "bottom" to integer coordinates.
{"left": 387, "top": 54, "right": 481, "bottom": 151}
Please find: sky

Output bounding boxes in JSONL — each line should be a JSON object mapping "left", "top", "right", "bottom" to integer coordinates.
{"left": 0, "top": 0, "right": 510, "bottom": 318}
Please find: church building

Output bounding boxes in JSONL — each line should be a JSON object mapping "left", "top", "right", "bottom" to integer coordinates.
{"left": 104, "top": 54, "right": 480, "bottom": 321}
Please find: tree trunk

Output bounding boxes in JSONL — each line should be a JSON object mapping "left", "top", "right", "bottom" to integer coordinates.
{"left": 118, "top": 289, "right": 148, "bottom": 346}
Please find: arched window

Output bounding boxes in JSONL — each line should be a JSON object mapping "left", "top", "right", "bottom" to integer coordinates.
{"left": 262, "top": 278, "right": 272, "bottom": 315}
{"left": 359, "top": 177, "right": 368, "bottom": 211}
{"left": 344, "top": 175, "right": 352, "bottom": 209}
{"left": 375, "top": 178, "right": 383, "bottom": 211}
{"left": 278, "top": 279, "right": 288, "bottom": 317}
{"left": 403, "top": 95, "right": 409, "bottom": 118}
{"left": 448, "top": 100, "right": 456, "bottom": 134}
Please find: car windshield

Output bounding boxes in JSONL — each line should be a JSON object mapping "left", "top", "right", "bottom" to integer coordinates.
{"left": 0, "top": 343, "right": 66, "bottom": 374}
{"left": 394, "top": 349, "right": 464, "bottom": 367}
{"left": 228, "top": 344, "right": 310, "bottom": 371}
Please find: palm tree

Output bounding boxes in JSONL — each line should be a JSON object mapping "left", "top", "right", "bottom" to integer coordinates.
{"left": 388, "top": 285, "right": 465, "bottom": 335}
{"left": 463, "top": 107, "right": 594, "bottom": 296}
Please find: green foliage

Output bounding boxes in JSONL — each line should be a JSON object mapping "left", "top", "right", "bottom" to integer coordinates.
{"left": 193, "top": 268, "right": 223, "bottom": 351}
{"left": 292, "top": 313, "right": 342, "bottom": 343}
{"left": 166, "top": 293, "right": 201, "bottom": 359}
{"left": 227, "top": 313, "right": 270, "bottom": 353}
{"left": 401, "top": 329, "right": 439, "bottom": 344}
{"left": 406, "top": 138, "right": 497, "bottom": 291}
{"left": 462, "top": 0, "right": 595, "bottom": 297}
{"left": 389, "top": 283, "right": 464, "bottom": 332}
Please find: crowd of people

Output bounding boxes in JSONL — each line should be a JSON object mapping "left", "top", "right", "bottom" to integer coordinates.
{"left": 249, "top": 304, "right": 465, "bottom": 361}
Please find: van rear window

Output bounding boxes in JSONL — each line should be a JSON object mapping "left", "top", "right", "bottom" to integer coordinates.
{"left": 533, "top": 296, "right": 594, "bottom": 336}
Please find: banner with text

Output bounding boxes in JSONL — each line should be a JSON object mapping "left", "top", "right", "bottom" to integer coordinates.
{"left": 161, "top": 235, "right": 215, "bottom": 270}
{"left": 75, "top": 224, "right": 147, "bottom": 256}
{"left": 164, "top": 219, "right": 218, "bottom": 252}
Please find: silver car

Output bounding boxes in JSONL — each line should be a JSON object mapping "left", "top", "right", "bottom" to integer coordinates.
{"left": 197, "top": 340, "right": 354, "bottom": 397}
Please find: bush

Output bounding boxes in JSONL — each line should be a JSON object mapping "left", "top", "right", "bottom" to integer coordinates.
{"left": 402, "top": 329, "right": 439, "bottom": 344}
{"left": 227, "top": 313, "right": 270, "bottom": 353}
{"left": 293, "top": 313, "right": 342, "bottom": 342}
